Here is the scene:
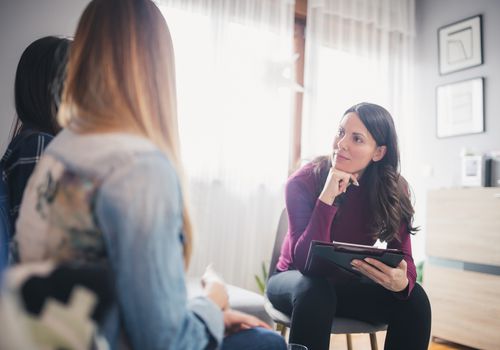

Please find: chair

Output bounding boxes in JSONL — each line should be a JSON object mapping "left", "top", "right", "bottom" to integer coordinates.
{"left": 264, "top": 209, "right": 387, "bottom": 350}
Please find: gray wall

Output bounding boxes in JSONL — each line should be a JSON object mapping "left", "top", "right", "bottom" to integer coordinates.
{"left": 412, "top": 0, "right": 500, "bottom": 259}
{"left": 0, "top": 0, "right": 89, "bottom": 152}
{"left": 415, "top": 0, "right": 500, "bottom": 186}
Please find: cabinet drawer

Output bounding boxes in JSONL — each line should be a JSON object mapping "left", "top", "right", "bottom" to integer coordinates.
{"left": 426, "top": 188, "right": 500, "bottom": 265}
{"left": 424, "top": 264, "right": 500, "bottom": 350}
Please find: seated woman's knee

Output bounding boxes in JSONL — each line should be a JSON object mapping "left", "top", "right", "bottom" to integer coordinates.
{"left": 399, "top": 284, "right": 431, "bottom": 322}
{"left": 293, "top": 276, "right": 335, "bottom": 309}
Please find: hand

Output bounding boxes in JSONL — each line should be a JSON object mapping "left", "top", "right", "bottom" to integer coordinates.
{"left": 351, "top": 258, "right": 409, "bottom": 292}
{"left": 202, "top": 265, "right": 229, "bottom": 310}
{"left": 319, "top": 155, "right": 359, "bottom": 205}
{"left": 223, "top": 309, "right": 272, "bottom": 335}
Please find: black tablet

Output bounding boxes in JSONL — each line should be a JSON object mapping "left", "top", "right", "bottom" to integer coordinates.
{"left": 304, "top": 240, "right": 405, "bottom": 279}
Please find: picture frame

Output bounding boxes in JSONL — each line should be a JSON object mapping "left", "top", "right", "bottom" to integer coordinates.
{"left": 438, "top": 15, "right": 483, "bottom": 75}
{"left": 436, "top": 77, "right": 484, "bottom": 138}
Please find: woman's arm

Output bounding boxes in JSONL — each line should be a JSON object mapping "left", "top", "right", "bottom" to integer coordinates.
{"left": 95, "top": 153, "right": 223, "bottom": 350}
{"left": 285, "top": 175, "right": 338, "bottom": 271}
{"left": 287, "top": 159, "right": 360, "bottom": 271}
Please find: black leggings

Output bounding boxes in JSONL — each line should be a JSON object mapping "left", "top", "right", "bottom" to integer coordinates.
{"left": 266, "top": 270, "right": 431, "bottom": 350}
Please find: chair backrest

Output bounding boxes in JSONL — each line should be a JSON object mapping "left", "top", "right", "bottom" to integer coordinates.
{"left": 267, "top": 208, "right": 289, "bottom": 279}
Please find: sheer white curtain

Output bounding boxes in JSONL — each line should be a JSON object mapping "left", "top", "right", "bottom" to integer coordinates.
{"left": 301, "top": 0, "right": 415, "bottom": 164}
{"left": 157, "top": 0, "right": 295, "bottom": 290}
{"left": 301, "top": 0, "right": 423, "bottom": 259}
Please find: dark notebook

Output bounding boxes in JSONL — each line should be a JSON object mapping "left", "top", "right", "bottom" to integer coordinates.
{"left": 304, "top": 240, "right": 404, "bottom": 281}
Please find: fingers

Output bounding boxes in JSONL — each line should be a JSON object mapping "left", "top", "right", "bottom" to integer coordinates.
{"left": 398, "top": 258, "right": 408, "bottom": 271}
{"left": 202, "top": 264, "right": 224, "bottom": 285}
{"left": 350, "top": 174, "right": 360, "bottom": 186}
{"left": 338, "top": 173, "right": 354, "bottom": 193}
{"left": 319, "top": 167, "right": 359, "bottom": 205}
{"left": 363, "top": 258, "right": 392, "bottom": 273}
{"left": 351, "top": 258, "right": 409, "bottom": 292}
{"left": 224, "top": 309, "right": 272, "bottom": 331}
{"left": 333, "top": 170, "right": 359, "bottom": 192}
{"left": 203, "top": 266, "right": 229, "bottom": 310}
{"left": 329, "top": 156, "right": 359, "bottom": 186}
{"left": 351, "top": 259, "right": 387, "bottom": 284}
{"left": 361, "top": 257, "right": 407, "bottom": 275}
{"left": 241, "top": 315, "right": 272, "bottom": 330}
{"left": 248, "top": 316, "right": 272, "bottom": 330}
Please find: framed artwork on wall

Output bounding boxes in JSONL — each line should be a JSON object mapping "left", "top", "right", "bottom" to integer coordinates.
{"left": 438, "top": 15, "right": 483, "bottom": 75}
{"left": 436, "top": 77, "right": 484, "bottom": 138}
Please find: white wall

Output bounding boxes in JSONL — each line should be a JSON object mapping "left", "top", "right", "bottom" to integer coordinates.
{"left": 0, "top": 0, "right": 90, "bottom": 152}
{"left": 412, "top": 0, "right": 500, "bottom": 261}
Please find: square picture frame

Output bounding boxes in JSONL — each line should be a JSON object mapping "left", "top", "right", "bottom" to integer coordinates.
{"left": 438, "top": 15, "right": 483, "bottom": 75}
{"left": 436, "top": 77, "right": 484, "bottom": 138}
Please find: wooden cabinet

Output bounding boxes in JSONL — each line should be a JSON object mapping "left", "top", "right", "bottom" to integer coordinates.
{"left": 424, "top": 188, "right": 500, "bottom": 350}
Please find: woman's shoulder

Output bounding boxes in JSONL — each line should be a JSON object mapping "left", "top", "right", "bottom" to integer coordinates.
{"left": 288, "top": 161, "right": 315, "bottom": 183}
{"left": 45, "top": 129, "right": 170, "bottom": 176}
{"left": 291, "top": 156, "right": 330, "bottom": 182}
{"left": 108, "top": 151, "right": 178, "bottom": 184}
{"left": 286, "top": 158, "right": 326, "bottom": 195}
{"left": 2, "top": 130, "right": 54, "bottom": 163}
{"left": 98, "top": 150, "right": 181, "bottom": 206}
{"left": 13, "top": 129, "right": 53, "bottom": 144}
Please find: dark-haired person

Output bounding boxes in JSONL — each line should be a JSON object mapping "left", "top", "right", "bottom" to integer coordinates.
{"left": 266, "top": 102, "right": 431, "bottom": 350}
{"left": 0, "top": 36, "right": 70, "bottom": 243}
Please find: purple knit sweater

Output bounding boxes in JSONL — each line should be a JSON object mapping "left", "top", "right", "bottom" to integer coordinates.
{"left": 276, "top": 162, "right": 417, "bottom": 297}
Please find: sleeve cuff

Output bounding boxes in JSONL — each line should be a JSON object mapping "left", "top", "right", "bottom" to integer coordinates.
{"left": 314, "top": 198, "right": 339, "bottom": 219}
{"left": 188, "top": 296, "right": 224, "bottom": 346}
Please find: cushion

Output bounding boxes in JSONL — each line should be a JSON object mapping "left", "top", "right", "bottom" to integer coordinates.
{"left": 186, "top": 278, "right": 272, "bottom": 325}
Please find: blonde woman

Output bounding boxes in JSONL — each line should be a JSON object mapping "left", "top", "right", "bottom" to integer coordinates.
{"left": 14, "top": 0, "right": 286, "bottom": 349}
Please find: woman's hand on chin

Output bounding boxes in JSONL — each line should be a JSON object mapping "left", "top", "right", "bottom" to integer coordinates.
{"left": 319, "top": 162, "right": 359, "bottom": 205}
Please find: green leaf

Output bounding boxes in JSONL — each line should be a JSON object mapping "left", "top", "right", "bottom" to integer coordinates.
{"left": 254, "top": 261, "right": 269, "bottom": 295}
{"left": 255, "top": 275, "right": 265, "bottom": 295}
{"left": 416, "top": 261, "right": 424, "bottom": 284}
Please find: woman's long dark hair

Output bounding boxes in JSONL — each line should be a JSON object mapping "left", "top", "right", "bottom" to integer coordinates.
{"left": 313, "top": 102, "right": 418, "bottom": 242}
{"left": 10, "top": 36, "right": 71, "bottom": 140}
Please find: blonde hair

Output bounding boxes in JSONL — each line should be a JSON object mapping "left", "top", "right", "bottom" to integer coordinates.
{"left": 59, "top": 0, "right": 193, "bottom": 266}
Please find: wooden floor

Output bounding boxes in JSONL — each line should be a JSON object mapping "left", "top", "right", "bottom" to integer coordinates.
{"left": 328, "top": 332, "right": 478, "bottom": 350}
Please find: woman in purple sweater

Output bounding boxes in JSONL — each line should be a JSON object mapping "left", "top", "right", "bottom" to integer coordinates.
{"left": 266, "top": 102, "right": 431, "bottom": 350}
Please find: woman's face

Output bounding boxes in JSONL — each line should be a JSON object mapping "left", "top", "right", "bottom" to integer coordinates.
{"left": 332, "top": 112, "right": 386, "bottom": 176}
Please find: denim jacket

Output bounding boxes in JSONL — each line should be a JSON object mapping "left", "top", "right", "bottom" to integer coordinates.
{"left": 15, "top": 129, "right": 224, "bottom": 350}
